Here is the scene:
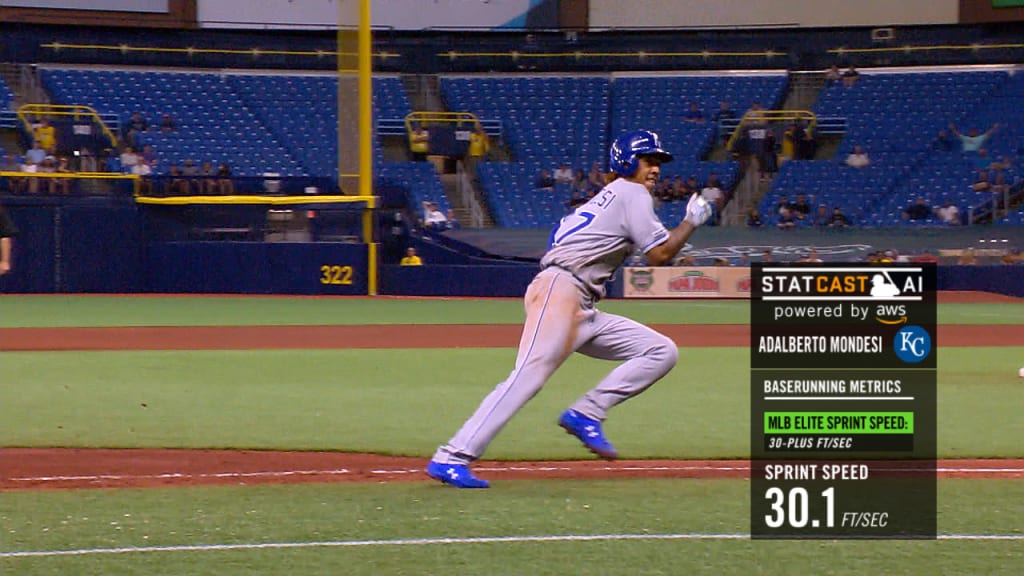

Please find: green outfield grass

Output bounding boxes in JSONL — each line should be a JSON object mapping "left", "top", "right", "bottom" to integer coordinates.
{"left": 2, "top": 480, "right": 1022, "bottom": 575}
{"left": 1, "top": 295, "right": 1022, "bottom": 327}
{"left": 2, "top": 347, "right": 1021, "bottom": 458}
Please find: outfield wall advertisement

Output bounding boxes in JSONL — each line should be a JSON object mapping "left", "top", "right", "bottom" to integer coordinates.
{"left": 623, "top": 266, "right": 752, "bottom": 299}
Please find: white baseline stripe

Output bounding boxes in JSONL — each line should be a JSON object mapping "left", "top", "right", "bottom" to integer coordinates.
{"left": 2, "top": 532, "right": 1021, "bottom": 558}
{"left": 9, "top": 463, "right": 1024, "bottom": 483}
{"left": 10, "top": 469, "right": 350, "bottom": 482}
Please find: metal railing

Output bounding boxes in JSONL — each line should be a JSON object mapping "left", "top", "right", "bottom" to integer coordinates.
{"left": 17, "top": 104, "right": 121, "bottom": 148}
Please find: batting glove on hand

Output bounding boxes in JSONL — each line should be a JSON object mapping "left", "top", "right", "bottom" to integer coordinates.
{"left": 684, "top": 193, "right": 712, "bottom": 227}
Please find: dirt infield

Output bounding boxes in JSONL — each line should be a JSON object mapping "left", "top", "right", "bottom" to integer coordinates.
{"left": 3, "top": 290, "right": 1021, "bottom": 490}
{"left": 2, "top": 448, "right": 1021, "bottom": 491}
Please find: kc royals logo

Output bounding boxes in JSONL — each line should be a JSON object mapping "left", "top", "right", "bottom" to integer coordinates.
{"left": 894, "top": 325, "right": 931, "bottom": 363}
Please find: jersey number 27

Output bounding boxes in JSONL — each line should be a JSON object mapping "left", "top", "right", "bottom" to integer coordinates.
{"left": 549, "top": 188, "right": 615, "bottom": 247}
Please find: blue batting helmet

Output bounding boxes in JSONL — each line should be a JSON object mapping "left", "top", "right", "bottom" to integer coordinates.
{"left": 608, "top": 130, "right": 674, "bottom": 177}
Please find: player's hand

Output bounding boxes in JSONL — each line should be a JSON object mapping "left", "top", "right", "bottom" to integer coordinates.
{"left": 684, "top": 193, "right": 712, "bottom": 227}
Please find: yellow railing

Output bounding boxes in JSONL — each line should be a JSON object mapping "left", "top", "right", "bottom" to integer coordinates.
{"left": 725, "top": 109, "right": 817, "bottom": 153}
{"left": 404, "top": 111, "right": 481, "bottom": 132}
{"left": 17, "top": 104, "right": 119, "bottom": 148}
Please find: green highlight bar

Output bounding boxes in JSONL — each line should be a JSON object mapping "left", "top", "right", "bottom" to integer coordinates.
{"left": 764, "top": 412, "right": 914, "bottom": 434}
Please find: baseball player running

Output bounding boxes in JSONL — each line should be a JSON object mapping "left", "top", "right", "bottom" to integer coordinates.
{"left": 427, "top": 130, "right": 713, "bottom": 488}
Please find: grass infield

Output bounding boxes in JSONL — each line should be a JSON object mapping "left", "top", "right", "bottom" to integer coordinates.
{"left": 2, "top": 480, "right": 1022, "bottom": 575}
{"left": 1, "top": 347, "right": 1021, "bottom": 457}
{"left": 1, "top": 296, "right": 1022, "bottom": 327}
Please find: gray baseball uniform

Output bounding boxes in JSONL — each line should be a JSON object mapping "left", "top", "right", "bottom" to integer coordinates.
{"left": 432, "top": 177, "right": 679, "bottom": 465}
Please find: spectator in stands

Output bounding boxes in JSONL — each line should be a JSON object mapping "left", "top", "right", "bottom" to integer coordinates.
{"left": 0, "top": 202, "right": 17, "bottom": 276}
{"left": 791, "top": 193, "right": 812, "bottom": 221}
{"left": 759, "top": 128, "right": 778, "bottom": 180}
{"left": 216, "top": 162, "right": 234, "bottom": 194}
{"left": 829, "top": 207, "right": 851, "bottom": 227}
{"left": 140, "top": 144, "right": 159, "bottom": 170}
{"left": 132, "top": 157, "right": 154, "bottom": 195}
{"left": 125, "top": 111, "right": 149, "bottom": 147}
{"left": 98, "top": 148, "right": 118, "bottom": 173}
{"left": 20, "top": 156, "right": 40, "bottom": 194}
{"left": 180, "top": 159, "right": 199, "bottom": 194}
{"left": 409, "top": 122, "right": 429, "bottom": 161}
{"left": 33, "top": 118, "right": 57, "bottom": 153}
{"left": 77, "top": 147, "right": 97, "bottom": 172}
{"left": 970, "top": 169, "right": 991, "bottom": 193}
{"left": 949, "top": 122, "right": 998, "bottom": 153}
{"left": 957, "top": 247, "right": 976, "bottom": 265}
{"left": 798, "top": 125, "right": 817, "bottom": 160}
{"left": 1001, "top": 248, "right": 1022, "bottom": 265}
{"left": 841, "top": 66, "right": 860, "bottom": 87}
{"left": 466, "top": 124, "right": 489, "bottom": 175}
{"left": 746, "top": 208, "right": 764, "bottom": 227}
{"left": 973, "top": 148, "right": 995, "bottom": 171}
{"left": 774, "top": 194, "right": 794, "bottom": 216}
{"left": 534, "top": 169, "right": 555, "bottom": 190}
{"left": 761, "top": 249, "right": 774, "bottom": 263}
{"left": 991, "top": 171, "right": 1010, "bottom": 203}
{"left": 198, "top": 160, "right": 216, "bottom": 194}
{"left": 52, "top": 156, "right": 72, "bottom": 195}
{"left": 935, "top": 200, "right": 961, "bottom": 225}
{"left": 669, "top": 176, "right": 688, "bottom": 201}
{"left": 159, "top": 113, "right": 176, "bottom": 133}
{"left": 824, "top": 64, "right": 842, "bottom": 86}
{"left": 700, "top": 180, "right": 725, "bottom": 225}
{"left": 572, "top": 169, "right": 590, "bottom": 197}
{"left": 813, "top": 204, "right": 831, "bottom": 227}
{"left": 902, "top": 197, "right": 932, "bottom": 221}
{"left": 712, "top": 101, "right": 735, "bottom": 122}
{"left": 553, "top": 162, "right": 574, "bottom": 186}
{"left": 777, "top": 206, "right": 797, "bottom": 229}
{"left": 845, "top": 145, "right": 871, "bottom": 168}
{"left": 26, "top": 140, "right": 47, "bottom": 167}
{"left": 1, "top": 154, "right": 25, "bottom": 193}
{"left": 422, "top": 201, "right": 448, "bottom": 231}
{"left": 37, "top": 156, "right": 57, "bottom": 194}
{"left": 400, "top": 247, "right": 423, "bottom": 266}
{"left": 932, "top": 130, "right": 955, "bottom": 153}
{"left": 781, "top": 123, "right": 801, "bottom": 161}
{"left": 167, "top": 163, "right": 187, "bottom": 195}
{"left": 587, "top": 161, "right": 605, "bottom": 191}
{"left": 119, "top": 146, "right": 139, "bottom": 174}
{"left": 682, "top": 101, "right": 705, "bottom": 123}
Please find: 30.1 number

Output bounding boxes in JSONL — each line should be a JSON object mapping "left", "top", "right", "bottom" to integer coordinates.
{"left": 320, "top": 265, "right": 354, "bottom": 285}
{"left": 765, "top": 486, "right": 835, "bottom": 528}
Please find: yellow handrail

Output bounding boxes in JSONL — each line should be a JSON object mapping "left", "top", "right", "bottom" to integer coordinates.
{"left": 724, "top": 109, "right": 817, "bottom": 153}
{"left": 18, "top": 103, "right": 119, "bottom": 149}
{"left": 405, "top": 111, "right": 480, "bottom": 131}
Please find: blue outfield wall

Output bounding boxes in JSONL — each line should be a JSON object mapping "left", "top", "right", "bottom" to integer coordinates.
{"left": 143, "top": 242, "right": 370, "bottom": 295}
{"left": 1, "top": 196, "right": 1022, "bottom": 296}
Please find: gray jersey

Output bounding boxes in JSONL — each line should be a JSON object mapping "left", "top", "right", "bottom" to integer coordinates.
{"left": 540, "top": 178, "right": 668, "bottom": 299}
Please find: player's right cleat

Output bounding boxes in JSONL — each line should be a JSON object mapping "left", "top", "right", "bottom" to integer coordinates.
{"left": 426, "top": 461, "right": 490, "bottom": 489}
{"left": 558, "top": 409, "right": 619, "bottom": 460}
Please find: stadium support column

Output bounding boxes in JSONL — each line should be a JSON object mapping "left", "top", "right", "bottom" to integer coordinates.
{"left": 337, "top": 0, "right": 372, "bottom": 197}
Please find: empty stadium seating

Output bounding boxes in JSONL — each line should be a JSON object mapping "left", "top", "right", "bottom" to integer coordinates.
{"left": 30, "top": 67, "right": 1023, "bottom": 229}
{"left": 759, "top": 70, "right": 1022, "bottom": 228}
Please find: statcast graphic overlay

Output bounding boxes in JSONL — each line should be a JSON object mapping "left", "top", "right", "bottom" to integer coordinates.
{"left": 750, "top": 264, "right": 937, "bottom": 538}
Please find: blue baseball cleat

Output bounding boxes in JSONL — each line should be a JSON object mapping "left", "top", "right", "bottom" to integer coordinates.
{"left": 558, "top": 409, "right": 619, "bottom": 460}
{"left": 426, "top": 461, "right": 490, "bottom": 489}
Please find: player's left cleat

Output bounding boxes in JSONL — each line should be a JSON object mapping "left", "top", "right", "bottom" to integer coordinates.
{"left": 426, "top": 461, "right": 490, "bottom": 488}
{"left": 558, "top": 409, "right": 619, "bottom": 460}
